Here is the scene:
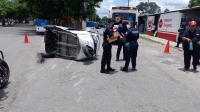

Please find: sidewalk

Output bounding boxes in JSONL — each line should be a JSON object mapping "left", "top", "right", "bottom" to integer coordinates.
{"left": 139, "top": 33, "right": 183, "bottom": 51}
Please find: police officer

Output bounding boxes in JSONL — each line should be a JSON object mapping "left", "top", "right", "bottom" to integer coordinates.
{"left": 182, "top": 21, "right": 200, "bottom": 71}
{"left": 174, "top": 22, "right": 187, "bottom": 48}
{"left": 116, "top": 20, "right": 128, "bottom": 61}
{"left": 100, "top": 18, "right": 119, "bottom": 74}
{"left": 119, "top": 21, "right": 139, "bottom": 72}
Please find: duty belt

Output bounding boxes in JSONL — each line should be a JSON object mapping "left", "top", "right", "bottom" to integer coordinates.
{"left": 130, "top": 41, "right": 137, "bottom": 43}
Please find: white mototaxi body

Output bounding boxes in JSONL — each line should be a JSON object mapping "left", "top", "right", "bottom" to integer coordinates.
{"left": 44, "top": 25, "right": 100, "bottom": 61}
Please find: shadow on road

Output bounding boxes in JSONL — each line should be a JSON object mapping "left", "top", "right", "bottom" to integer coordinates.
{"left": 4, "top": 24, "right": 44, "bottom": 36}
{"left": 17, "top": 29, "right": 44, "bottom": 36}
{"left": 178, "top": 68, "right": 199, "bottom": 73}
{"left": 0, "top": 84, "right": 10, "bottom": 109}
{"left": 108, "top": 71, "right": 118, "bottom": 75}
{"left": 76, "top": 56, "right": 100, "bottom": 65}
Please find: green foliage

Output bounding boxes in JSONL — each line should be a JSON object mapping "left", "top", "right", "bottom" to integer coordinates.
{"left": 96, "top": 15, "right": 101, "bottom": 22}
{"left": 0, "top": 0, "right": 103, "bottom": 26}
{"left": 0, "top": 0, "right": 30, "bottom": 20}
{"left": 136, "top": 2, "right": 161, "bottom": 15}
{"left": 188, "top": 0, "right": 200, "bottom": 8}
{"left": 19, "top": 0, "right": 103, "bottom": 22}
{"left": 101, "top": 16, "right": 108, "bottom": 21}
{"left": 163, "top": 8, "right": 170, "bottom": 13}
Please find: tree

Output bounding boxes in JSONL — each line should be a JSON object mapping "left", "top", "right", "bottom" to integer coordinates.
{"left": 101, "top": 16, "right": 108, "bottom": 21}
{"left": 0, "top": 0, "right": 19, "bottom": 25}
{"left": 15, "top": 0, "right": 30, "bottom": 23}
{"left": 0, "top": 0, "right": 30, "bottom": 25}
{"left": 136, "top": 2, "right": 161, "bottom": 15}
{"left": 95, "top": 15, "right": 101, "bottom": 22}
{"left": 188, "top": 0, "right": 200, "bottom": 8}
{"left": 19, "top": 0, "right": 103, "bottom": 22}
{"left": 164, "top": 8, "right": 170, "bottom": 13}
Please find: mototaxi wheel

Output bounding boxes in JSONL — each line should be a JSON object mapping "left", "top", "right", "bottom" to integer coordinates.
{"left": 0, "top": 60, "right": 10, "bottom": 89}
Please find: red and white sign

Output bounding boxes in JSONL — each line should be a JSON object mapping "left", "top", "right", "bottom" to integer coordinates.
{"left": 146, "top": 16, "right": 155, "bottom": 35}
{"left": 157, "top": 12, "right": 182, "bottom": 42}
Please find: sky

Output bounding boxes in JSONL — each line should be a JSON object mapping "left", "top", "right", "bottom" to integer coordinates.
{"left": 96, "top": 0, "right": 190, "bottom": 18}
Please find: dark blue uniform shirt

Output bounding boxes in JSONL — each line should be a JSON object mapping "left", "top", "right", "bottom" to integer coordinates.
{"left": 103, "top": 25, "right": 114, "bottom": 43}
{"left": 117, "top": 24, "right": 128, "bottom": 37}
{"left": 124, "top": 26, "right": 139, "bottom": 42}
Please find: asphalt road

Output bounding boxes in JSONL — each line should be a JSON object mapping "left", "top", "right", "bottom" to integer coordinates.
{"left": 0, "top": 24, "right": 200, "bottom": 112}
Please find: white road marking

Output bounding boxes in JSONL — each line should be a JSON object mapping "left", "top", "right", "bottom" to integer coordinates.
{"left": 73, "top": 71, "right": 79, "bottom": 74}
{"left": 29, "top": 74, "right": 36, "bottom": 78}
{"left": 70, "top": 76, "right": 78, "bottom": 81}
{"left": 70, "top": 71, "right": 80, "bottom": 81}
{"left": 67, "top": 61, "right": 74, "bottom": 69}
{"left": 76, "top": 96, "right": 83, "bottom": 102}
{"left": 52, "top": 64, "right": 56, "bottom": 69}
{"left": 38, "top": 67, "right": 44, "bottom": 71}
{"left": 53, "top": 79, "right": 58, "bottom": 82}
{"left": 74, "top": 78, "right": 84, "bottom": 87}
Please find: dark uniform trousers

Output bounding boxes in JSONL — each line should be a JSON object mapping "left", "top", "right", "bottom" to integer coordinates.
{"left": 101, "top": 42, "right": 112, "bottom": 69}
{"left": 124, "top": 42, "right": 139, "bottom": 69}
{"left": 116, "top": 40, "right": 126, "bottom": 59}
{"left": 184, "top": 49, "right": 199, "bottom": 69}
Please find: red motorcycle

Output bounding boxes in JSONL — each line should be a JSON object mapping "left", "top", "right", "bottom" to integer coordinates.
{"left": 0, "top": 51, "right": 10, "bottom": 88}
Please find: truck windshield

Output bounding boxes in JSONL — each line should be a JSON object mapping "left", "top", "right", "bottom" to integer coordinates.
{"left": 112, "top": 12, "right": 136, "bottom": 25}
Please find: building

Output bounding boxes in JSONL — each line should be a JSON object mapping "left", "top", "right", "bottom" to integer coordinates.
{"left": 138, "top": 6, "right": 200, "bottom": 42}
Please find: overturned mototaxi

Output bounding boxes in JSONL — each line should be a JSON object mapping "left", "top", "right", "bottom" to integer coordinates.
{"left": 44, "top": 25, "right": 100, "bottom": 60}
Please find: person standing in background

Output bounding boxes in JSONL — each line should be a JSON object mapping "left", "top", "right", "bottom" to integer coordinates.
{"left": 151, "top": 24, "right": 156, "bottom": 36}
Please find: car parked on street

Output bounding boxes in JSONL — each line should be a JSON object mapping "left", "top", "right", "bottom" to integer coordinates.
{"left": 98, "top": 21, "right": 108, "bottom": 28}
{"left": 94, "top": 22, "right": 100, "bottom": 29}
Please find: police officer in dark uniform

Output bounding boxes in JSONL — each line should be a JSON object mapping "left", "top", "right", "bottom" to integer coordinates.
{"left": 119, "top": 21, "right": 139, "bottom": 72}
{"left": 174, "top": 22, "right": 187, "bottom": 47}
{"left": 101, "top": 18, "right": 119, "bottom": 74}
{"left": 116, "top": 20, "right": 128, "bottom": 61}
{"left": 182, "top": 21, "right": 200, "bottom": 71}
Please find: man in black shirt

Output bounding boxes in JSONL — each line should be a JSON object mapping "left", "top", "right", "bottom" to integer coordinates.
{"left": 100, "top": 18, "right": 119, "bottom": 74}
{"left": 182, "top": 21, "right": 200, "bottom": 71}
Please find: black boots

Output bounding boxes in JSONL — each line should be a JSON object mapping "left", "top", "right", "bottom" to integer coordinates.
{"left": 107, "top": 67, "right": 115, "bottom": 71}
{"left": 100, "top": 67, "right": 115, "bottom": 74}
{"left": 120, "top": 67, "right": 128, "bottom": 72}
{"left": 132, "top": 68, "right": 137, "bottom": 71}
{"left": 100, "top": 69, "right": 109, "bottom": 74}
{"left": 120, "top": 67, "right": 137, "bottom": 72}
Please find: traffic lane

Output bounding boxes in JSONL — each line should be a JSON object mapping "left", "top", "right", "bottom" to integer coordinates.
{"left": 1, "top": 27, "right": 200, "bottom": 111}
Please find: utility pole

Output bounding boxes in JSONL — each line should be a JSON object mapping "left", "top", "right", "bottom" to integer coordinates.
{"left": 128, "top": 0, "right": 129, "bottom": 7}
{"left": 147, "top": 0, "right": 149, "bottom": 14}
{"left": 95, "top": 10, "right": 97, "bottom": 22}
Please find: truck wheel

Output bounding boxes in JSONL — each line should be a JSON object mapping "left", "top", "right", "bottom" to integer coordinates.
{"left": 0, "top": 61, "right": 10, "bottom": 89}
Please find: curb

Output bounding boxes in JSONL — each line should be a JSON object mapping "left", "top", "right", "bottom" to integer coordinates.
{"left": 140, "top": 36, "right": 183, "bottom": 52}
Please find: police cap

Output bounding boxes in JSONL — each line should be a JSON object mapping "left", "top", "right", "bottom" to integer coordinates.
{"left": 108, "top": 18, "right": 115, "bottom": 23}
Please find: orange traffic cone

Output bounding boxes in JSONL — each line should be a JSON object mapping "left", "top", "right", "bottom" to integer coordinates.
{"left": 163, "top": 40, "right": 170, "bottom": 54}
{"left": 24, "top": 33, "right": 29, "bottom": 43}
